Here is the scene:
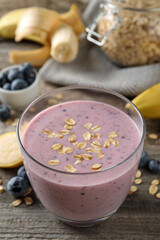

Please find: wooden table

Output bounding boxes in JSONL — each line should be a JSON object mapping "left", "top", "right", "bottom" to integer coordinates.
{"left": 0, "top": 1, "right": 160, "bottom": 239}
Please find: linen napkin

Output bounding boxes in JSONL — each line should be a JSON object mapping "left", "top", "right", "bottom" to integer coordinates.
{"left": 38, "top": 0, "right": 160, "bottom": 97}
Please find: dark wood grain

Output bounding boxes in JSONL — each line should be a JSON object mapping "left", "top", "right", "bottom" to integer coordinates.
{"left": 0, "top": 1, "right": 160, "bottom": 239}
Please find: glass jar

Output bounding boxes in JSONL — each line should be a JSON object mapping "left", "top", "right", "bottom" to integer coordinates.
{"left": 86, "top": 0, "right": 160, "bottom": 67}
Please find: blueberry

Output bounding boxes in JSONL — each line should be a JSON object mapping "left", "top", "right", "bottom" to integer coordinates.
{"left": 11, "top": 79, "right": 28, "bottom": 90}
{"left": 2, "top": 82, "right": 11, "bottom": 90}
{"left": 0, "top": 72, "right": 7, "bottom": 87}
{"left": 148, "top": 159, "right": 160, "bottom": 173}
{"left": 0, "top": 104, "right": 10, "bottom": 121}
{"left": 17, "top": 166, "right": 30, "bottom": 184}
{"left": 7, "top": 69, "right": 24, "bottom": 82}
{"left": 7, "top": 176, "right": 29, "bottom": 197}
{"left": 19, "top": 62, "right": 33, "bottom": 74}
{"left": 139, "top": 150, "right": 149, "bottom": 168}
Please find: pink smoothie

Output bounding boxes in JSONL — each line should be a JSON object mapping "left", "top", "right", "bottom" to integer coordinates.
{"left": 22, "top": 101, "right": 142, "bottom": 223}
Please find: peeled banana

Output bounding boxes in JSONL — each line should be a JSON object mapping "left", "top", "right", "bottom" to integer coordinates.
{"left": 15, "top": 7, "right": 60, "bottom": 45}
{"left": 9, "top": 45, "right": 51, "bottom": 67}
{"left": 50, "top": 24, "right": 78, "bottom": 63}
{"left": 132, "top": 83, "right": 160, "bottom": 119}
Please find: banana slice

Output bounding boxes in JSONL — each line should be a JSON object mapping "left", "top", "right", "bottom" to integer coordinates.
{"left": 50, "top": 24, "right": 78, "bottom": 63}
{"left": 0, "top": 132, "right": 23, "bottom": 168}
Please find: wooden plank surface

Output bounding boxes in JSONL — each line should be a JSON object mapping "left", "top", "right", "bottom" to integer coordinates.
{"left": 0, "top": 1, "right": 160, "bottom": 239}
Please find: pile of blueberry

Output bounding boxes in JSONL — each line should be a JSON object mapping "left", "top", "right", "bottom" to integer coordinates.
{"left": 0, "top": 62, "right": 36, "bottom": 91}
{"left": 139, "top": 150, "right": 160, "bottom": 173}
{"left": 7, "top": 166, "right": 30, "bottom": 197}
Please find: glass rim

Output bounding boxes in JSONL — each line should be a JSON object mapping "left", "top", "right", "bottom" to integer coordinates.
{"left": 17, "top": 85, "right": 145, "bottom": 176}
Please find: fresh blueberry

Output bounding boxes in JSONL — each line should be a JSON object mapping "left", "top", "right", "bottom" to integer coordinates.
{"left": 2, "top": 82, "right": 11, "bottom": 90}
{"left": 11, "top": 79, "right": 28, "bottom": 90}
{"left": 0, "top": 72, "right": 7, "bottom": 87}
{"left": 7, "top": 69, "right": 24, "bottom": 82}
{"left": 139, "top": 150, "right": 149, "bottom": 168}
{"left": 17, "top": 166, "right": 30, "bottom": 184}
{"left": 148, "top": 159, "right": 160, "bottom": 173}
{"left": 19, "top": 62, "right": 33, "bottom": 74}
{"left": 7, "top": 176, "right": 29, "bottom": 197}
{"left": 0, "top": 104, "right": 10, "bottom": 121}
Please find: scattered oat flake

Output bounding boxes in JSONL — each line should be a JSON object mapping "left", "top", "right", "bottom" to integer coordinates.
{"left": 151, "top": 179, "right": 159, "bottom": 185}
{"left": 86, "top": 148, "right": 93, "bottom": 153}
{"left": 128, "top": 186, "right": 138, "bottom": 195}
{"left": 51, "top": 143, "right": 62, "bottom": 150}
{"left": 47, "top": 134, "right": 54, "bottom": 138}
{"left": 98, "top": 153, "right": 104, "bottom": 159}
{"left": 74, "top": 154, "right": 83, "bottom": 160}
{"left": 48, "top": 98, "right": 57, "bottom": 105}
{"left": 91, "top": 163, "right": 102, "bottom": 171}
{"left": 58, "top": 146, "right": 66, "bottom": 154}
{"left": 108, "top": 132, "right": 119, "bottom": 138}
{"left": 92, "top": 147, "right": 102, "bottom": 153}
{"left": 23, "top": 188, "right": 32, "bottom": 197}
{"left": 91, "top": 141, "right": 102, "bottom": 147}
{"left": 24, "top": 196, "right": 33, "bottom": 206}
{"left": 77, "top": 142, "right": 87, "bottom": 149}
{"left": 48, "top": 159, "right": 60, "bottom": 165}
{"left": 149, "top": 184, "right": 158, "bottom": 195}
{"left": 0, "top": 186, "right": 4, "bottom": 193}
{"left": 83, "top": 132, "right": 91, "bottom": 141}
{"left": 64, "top": 124, "right": 73, "bottom": 130}
{"left": 43, "top": 129, "right": 52, "bottom": 134}
{"left": 65, "top": 118, "right": 76, "bottom": 126}
{"left": 52, "top": 132, "right": 64, "bottom": 138}
{"left": 11, "top": 118, "right": 19, "bottom": 127}
{"left": 104, "top": 139, "right": 110, "bottom": 148}
{"left": 148, "top": 133, "right": 158, "bottom": 140}
{"left": 55, "top": 93, "right": 63, "bottom": 100}
{"left": 136, "top": 170, "right": 142, "bottom": 178}
{"left": 112, "top": 139, "right": 119, "bottom": 147}
{"left": 29, "top": 107, "right": 36, "bottom": 112}
{"left": 68, "top": 134, "right": 76, "bottom": 142}
{"left": 65, "top": 165, "right": 76, "bottom": 173}
{"left": 91, "top": 126, "right": 101, "bottom": 132}
{"left": 82, "top": 154, "right": 92, "bottom": 160}
{"left": 12, "top": 199, "right": 22, "bottom": 207}
{"left": 5, "top": 118, "right": 13, "bottom": 125}
{"left": 134, "top": 178, "right": 143, "bottom": 185}
{"left": 65, "top": 147, "right": 74, "bottom": 154}
{"left": 72, "top": 141, "right": 78, "bottom": 146}
{"left": 156, "top": 193, "right": 160, "bottom": 199}
{"left": 84, "top": 122, "right": 92, "bottom": 129}
{"left": 74, "top": 159, "right": 82, "bottom": 165}
{"left": 61, "top": 129, "right": 71, "bottom": 135}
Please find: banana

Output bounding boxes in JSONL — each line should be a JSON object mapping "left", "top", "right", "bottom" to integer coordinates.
{"left": 15, "top": 7, "right": 60, "bottom": 45}
{"left": 50, "top": 24, "right": 78, "bottom": 63}
{"left": 9, "top": 45, "right": 51, "bottom": 67}
{"left": 132, "top": 83, "right": 160, "bottom": 119}
{"left": 60, "top": 5, "right": 85, "bottom": 35}
{"left": 0, "top": 8, "right": 26, "bottom": 39}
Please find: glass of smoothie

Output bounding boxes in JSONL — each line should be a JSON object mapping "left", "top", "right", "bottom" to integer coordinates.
{"left": 17, "top": 86, "right": 145, "bottom": 227}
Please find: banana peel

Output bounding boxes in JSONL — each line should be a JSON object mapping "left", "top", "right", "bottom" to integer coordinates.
{"left": 9, "top": 45, "right": 51, "bottom": 67}
{"left": 0, "top": 8, "right": 26, "bottom": 39}
{"left": 132, "top": 83, "right": 160, "bottom": 119}
{"left": 60, "top": 5, "right": 85, "bottom": 35}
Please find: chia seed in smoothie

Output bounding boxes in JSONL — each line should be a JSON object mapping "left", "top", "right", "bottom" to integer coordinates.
{"left": 22, "top": 100, "right": 141, "bottom": 222}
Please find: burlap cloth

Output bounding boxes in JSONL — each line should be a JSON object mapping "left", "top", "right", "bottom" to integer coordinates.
{"left": 39, "top": 0, "right": 160, "bottom": 97}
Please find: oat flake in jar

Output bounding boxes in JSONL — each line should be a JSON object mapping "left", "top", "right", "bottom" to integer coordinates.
{"left": 86, "top": 0, "right": 160, "bottom": 67}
